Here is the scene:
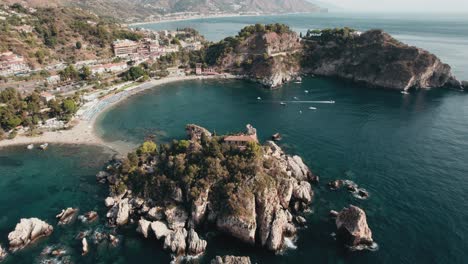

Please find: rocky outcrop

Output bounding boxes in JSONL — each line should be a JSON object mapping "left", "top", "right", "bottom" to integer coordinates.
{"left": 211, "top": 256, "right": 252, "bottom": 264}
{"left": 56, "top": 207, "right": 78, "bottom": 225}
{"left": 335, "top": 205, "right": 374, "bottom": 248}
{"left": 105, "top": 125, "right": 315, "bottom": 255}
{"left": 104, "top": 197, "right": 115, "bottom": 207}
{"left": 293, "top": 181, "right": 314, "bottom": 203}
{"left": 151, "top": 221, "right": 171, "bottom": 239}
{"left": 187, "top": 228, "right": 207, "bottom": 256}
{"left": 165, "top": 206, "right": 188, "bottom": 229}
{"left": 0, "top": 244, "right": 7, "bottom": 262}
{"left": 8, "top": 218, "right": 53, "bottom": 252}
{"left": 137, "top": 218, "right": 152, "bottom": 238}
{"left": 303, "top": 29, "right": 460, "bottom": 90}
{"left": 186, "top": 124, "right": 212, "bottom": 141}
{"left": 163, "top": 228, "right": 187, "bottom": 256}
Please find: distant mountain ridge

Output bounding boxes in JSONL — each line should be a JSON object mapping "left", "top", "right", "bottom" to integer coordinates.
{"left": 5, "top": 0, "right": 323, "bottom": 22}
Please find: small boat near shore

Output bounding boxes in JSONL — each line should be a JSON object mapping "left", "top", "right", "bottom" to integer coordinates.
{"left": 39, "top": 143, "right": 49, "bottom": 150}
{"left": 309, "top": 107, "right": 317, "bottom": 110}
{"left": 27, "top": 144, "right": 34, "bottom": 150}
{"left": 272, "top": 133, "right": 282, "bottom": 141}
{"left": 257, "top": 97, "right": 262, "bottom": 100}
{"left": 401, "top": 90, "right": 410, "bottom": 95}
{"left": 293, "top": 97, "right": 299, "bottom": 100}
{"left": 280, "top": 102, "right": 286, "bottom": 106}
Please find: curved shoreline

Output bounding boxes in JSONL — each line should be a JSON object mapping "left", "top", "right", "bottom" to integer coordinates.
{"left": 0, "top": 75, "right": 236, "bottom": 155}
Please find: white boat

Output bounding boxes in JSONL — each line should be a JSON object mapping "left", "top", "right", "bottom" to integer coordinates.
{"left": 299, "top": 110, "right": 303, "bottom": 114}
{"left": 309, "top": 107, "right": 317, "bottom": 110}
{"left": 401, "top": 91, "right": 410, "bottom": 95}
{"left": 257, "top": 97, "right": 261, "bottom": 100}
{"left": 280, "top": 102, "right": 286, "bottom": 106}
{"left": 39, "top": 143, "right": 49, "bottom": 150}
{"left": 27, "top": 144, "right": 34, "bottom": 150}
{"left": 293, "top": 97, "right": 299, "bottom": 100}
{"left": 305, "top": 90, "right": 309, "bottom": 93}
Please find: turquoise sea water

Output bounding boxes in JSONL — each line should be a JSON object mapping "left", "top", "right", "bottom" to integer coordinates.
{"left": 1, "top": 13, "right": 468, "bottom": 263}
{"left": 138, "top": 12, "right": 468, "bottom": 80}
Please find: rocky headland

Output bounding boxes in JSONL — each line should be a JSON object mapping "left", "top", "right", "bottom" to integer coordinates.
{"left": 7, "top": 218, "right": 54, "bottom": 252}
{"left": 99, "top": 124, "right": 317, "bottom": 260}
{"left": 207, "top": 24, "right": 462, "bottom": 90}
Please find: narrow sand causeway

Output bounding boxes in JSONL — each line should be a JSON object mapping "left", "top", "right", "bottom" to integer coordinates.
{"left": 0, "top": 75, "right": 234, "bottom": 154}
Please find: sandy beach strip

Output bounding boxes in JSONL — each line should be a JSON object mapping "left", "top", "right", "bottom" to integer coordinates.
{"left": 0, "top": 74, "right": 236, "bottom": 154}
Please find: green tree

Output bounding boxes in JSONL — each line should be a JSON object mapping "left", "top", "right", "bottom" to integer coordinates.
{"left": 62, "top": 98, "right": 77, "bottom": 114}
{"left": 79, "top": 66, "right": 92, "bottom": 80}
{"left": 137, "top": 141, "right": 157, "bottom": 156}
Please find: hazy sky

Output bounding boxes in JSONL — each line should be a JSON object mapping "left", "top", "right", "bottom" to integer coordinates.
{"left": 320, "top": 0, "right": 468, "bottom": 12}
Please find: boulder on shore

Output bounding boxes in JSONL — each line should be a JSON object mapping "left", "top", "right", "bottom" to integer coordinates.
{"left": 104, "top": 197, "right": 115, "bottom": 207}
{"left": 81, "top": 238, "right": 88, "bottom": 256}
{"left": 56, "top": 208, "right": 78, "bottom": 225}
{"left": 8, "top": 218, "right": 53, "bottom": 252}
{"left": 211, "top": 255, "right": 251, "bottom": 264}
{"left": 335, "top": 205, "right": 374, "bottom": 248}
{"left": 115, "top": 198, "right": 130, "bottom": 226}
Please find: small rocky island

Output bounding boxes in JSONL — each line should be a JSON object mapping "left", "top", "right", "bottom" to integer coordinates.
{"left": 207, "top": 24, "right": 463, "bottom": 90}
{"left": 99, "top": 124, "right": 318, "bottom": 260}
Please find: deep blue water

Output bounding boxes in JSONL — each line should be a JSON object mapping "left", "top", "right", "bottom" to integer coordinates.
{"left": 137, "top": 12, "right": 468, "bottom": 80}
{"left": 1, "top": 13, "right": 468, "bottom": 264}
{"left": 96, "top": 77, "right": 468, "bottom": 263}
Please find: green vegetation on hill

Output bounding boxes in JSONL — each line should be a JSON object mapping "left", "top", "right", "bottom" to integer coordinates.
{"left": 109, "top": 133, "right": 280, "bottom": 217}
{"left": 0, "top": 4, "right": 142, "bottom": 67}
{"left": 0, "top": 88, "right": 80, "bottom": 135}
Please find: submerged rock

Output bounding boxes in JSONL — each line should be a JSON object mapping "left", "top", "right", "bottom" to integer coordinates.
{"left": 79, "top": 211, "right": 98, "bottom": 223}
{"left": 211, "top": 255, "right": 252, "bottom": 264}
{"left": 81, "top": 238, "right": 88, "bottom": 256}
{"left": 56, "top": 207, "right": 78, "bottom": 225}
{"left": 8, "top": 218, "right": 53, "bottom": 252}
{"left": 335, "top": 205, "right": 374, "bottom": 248}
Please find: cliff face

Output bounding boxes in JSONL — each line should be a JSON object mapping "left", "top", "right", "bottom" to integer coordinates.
{"left": 211, "top": 26, "right": 302, "bottom": 88}
{"left": 302, "top": 29, "right": 460, "bottom": 90}
{"left": 101, "top": 124, "right": 316, "bottom": 259}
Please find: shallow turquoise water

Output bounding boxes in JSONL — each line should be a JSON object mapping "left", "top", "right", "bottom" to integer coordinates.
{"left": 96, "top": 77, "right": 468, "bottom": 263}
{"left": 138, "top": 12, "right": 468, "bottom": 80}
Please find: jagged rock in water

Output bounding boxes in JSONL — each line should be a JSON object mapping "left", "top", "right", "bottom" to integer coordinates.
{"left": 303, "top": 29, "right": 460, "bottom": 90}
{"left": 186, "top": 124, "right": 212, "bottom": 141}
{"left": 79, "top": 211, "right": 98, "bottom": 223}
{"left": 296, "top": 216, "right": 307, "bottom": 225}
{"left": 267, "top": 209, "right": 289, "bottom": 251}
{"left": 187, "top": 228, "right": 207, "bottom": 256}
{"left": 293, "top": 181, "right": 314, "bottom": 203}
{"left": 277, "top": 178, "right": 294, "bottom": 209}
{"left": 163, "top": 228, "right": 187, "bottom": 256}
{"left": 104, "top": 197, "right": 115, "bottom": 207}
{"left": 147, "top": 206, "right": 165, "bottom": 221}
{"left": 255, "top": 185, "right": 280, "bottom": 247}
{"left": 115, "top": 198, "right": 130, "bottom": 226}
{"left": 165, "top": 206, "right": 188, "bottom": 229}
{"left": 288, "top": 155, "right": 311, "bottom": 181}
{"left": 8, "top": 218, "right": 53, "bottom": 252}
{"left": 96, "top": 171, "right": 110, "bottom": 183}
{"left": 211, "top": 255, "right": 252, "bottom": 264}
{"left": 137, "top": 218, "right": 152, "bottom": 238}
{"left": 335, "top": 205, "right": 374, "bottom": 248}
{"left": 191, "top": 188, "right": 210, "bottom": 226}
{"left": 81, "top": 238, "right": 88, "bottom": 256}
{"left": 0, "top": 244, "right": 7, "bottom": 262}
{"left": 56, "top": 208, "right": 78, "bottom": 225}
{"left": 151, "top": 221, "right": 171, "bottom": 240}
